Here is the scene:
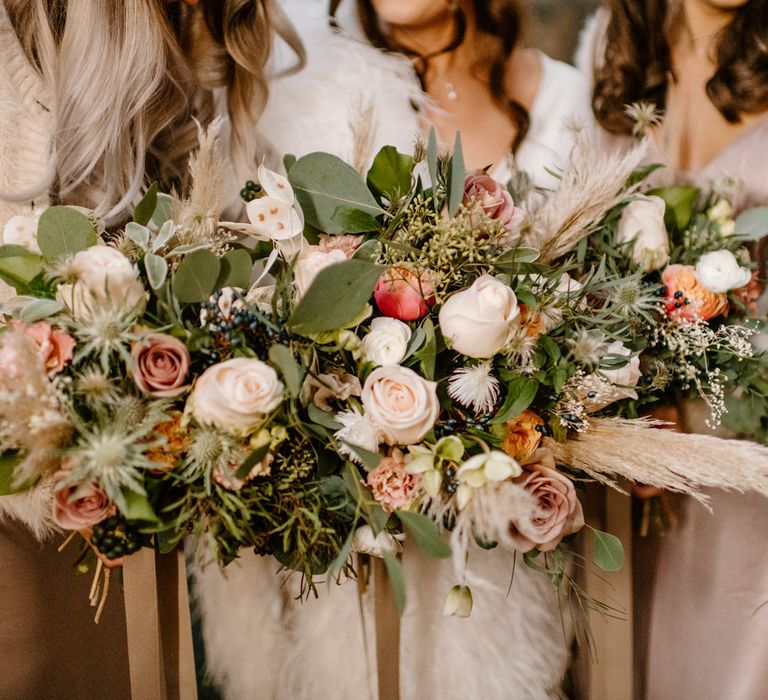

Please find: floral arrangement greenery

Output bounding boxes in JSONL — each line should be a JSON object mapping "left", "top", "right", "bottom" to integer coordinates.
{"left": 1, "top": 127, "right": 767, "bottom": 620}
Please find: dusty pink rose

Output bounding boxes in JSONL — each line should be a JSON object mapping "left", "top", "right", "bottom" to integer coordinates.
{"left": 367, "top": 448, "right": 421, "bottom": 513}
{"left": 131, "top": 332, "right": 190, "bottom": 398}
{"left": 10, "top": 320, "right": 75, "bottom": 373}
{"left": 317, "top": 234, "right": 362, "bottom": 258}
{"left": 53, "top": 473, "right": 115, "bottom": 531}
{"left": 507, "top": 448, "right": 584, "bottom": 552}
{"left": 374, "top": 266, "right": 435, "bottom": 321}
{"left": 463, "top": 170, "right": 523, "bottom": 229}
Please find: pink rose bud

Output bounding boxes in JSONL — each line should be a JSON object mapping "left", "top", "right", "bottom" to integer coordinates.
{"left": 374, "top": 267, "right": 435, "bottom": 321}
{"left": 53, "top": 473, "right": 115, "bottom": 531}
{"left": 10, "top": 320, "right": 75, "bottom": 374}
{"left": 131, "top": 332, "right": 191, "bottom": 398}
{"left": 463, "top": 170, "right": 523, "bottom": 229}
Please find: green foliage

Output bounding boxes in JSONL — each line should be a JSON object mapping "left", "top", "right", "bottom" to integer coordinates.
{"left": 123, "top": 489, "right": 160, "bottom": 524}
{"left": 171, "top": 249, "right": 221, "bottom": 303}
{"left": 0, "top": 245, "right": 44, "bottom": 291}
{"left": 37, "top": 206, "right": 97, "bottom": 259}
{"left": 367, "top": 146, "right": 414, "bottom": 201}
{"left": 288, "top": 152, "right": 384, "bottom": 233}
{"left": 217, "top": 248, "right": 253, "bottom": 289}
{"left": 427, "top": 127, "right": 439, "bottom": 205}
{"left": 413, "top": 317, "right": 437, "bottom": 380}
{"left": 397, "top": 510, "right": 451, "bottom": 558}
{"left": 268, "top": 344, "right": 304, "bottom": 398}
{"left": 288, "top": 260, "right": 381, "bottom": 335}
{"left": 0, "top": 451, "right": 21, "bottom": 496}
{"left": 490, "top": 376, "right": 539, "bottom": 425}
{"left": 447, "top": 132, "right": 466, "bottom": 217}
{"left": 331, "top": 207, "right": 380, "bottom": 233}
{"left": 16, "top": 298, "right": 64, "bottom": 323}
{"left": 590, "top": 526, "right": 625, "bottom": 572}
{"left": 734, "top": 206, "right": 768, "bottom": 240}
{"left": 648, "top": 185, "right": 699, "bottom": 231}
{"left": 144, "top": 253, "right": 168, "bottom": 290}
{"left": 383, "top": 553, "right": 407, "bottom": 615}
{"left": 133, "top": 182, "right": 158, "bottom": 226}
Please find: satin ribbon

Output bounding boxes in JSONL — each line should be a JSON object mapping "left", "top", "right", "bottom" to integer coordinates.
{"left": 122, "top": 548, "right": 197, "bottom": 700}
{"left": 372, "top": 556, "right": 401, "bottom": 700}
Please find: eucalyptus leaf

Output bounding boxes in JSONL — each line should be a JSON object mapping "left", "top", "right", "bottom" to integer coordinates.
{"left": 168, "top": 242, "right": 211, "bottom": 257}
{"left": 367, "top": 145, "right": 414, "bottom": 200}
{"left": 0, "top": 245, "right": 44, "bottom": 290}
{"left": 133, "top": 182, "right": 158, "bottom": 226}
{"left": 331, "top": 207, "right": 380, "bottom": 233}
{"left": 145, "top": 253, "right": 169, "bottom": 290}
{"left": 352, "top": 239, "right": 382, "bottom": 262}
{"left": 397, "top": 510, "right": 451, "bottom": 558}
{"left": 17, "top": 298, "right": 64, "bottom": 323}
{"left": 218, "top": 248, "right": 253, "bottom": 289}
{"left": 268, "top": 344, "right": 304, "bottom": 398}
{"left": 289, "top": 152, "right": 384, "bottom": 233}
{"left": 590, "top": 526, "right": 625, "bottom": 572}
{"left": 734, "top": 206, "right": 768, "bottom": 241}
{"left": 122, "top": 489, "right": 160, "bottom": 524}
{"left": 490, "top": 376, "right": 539, "bottom": 425}
{"left": 171, "top": 249, "right": 221, "bottom": 303}
{"left": 383, "top": 553, "right": 407, "bottom": 615}
{"left": 308, "top": 403, "right": 343, "bottom": 430}
{"left": 151, "top": 193, "right": 174, "bottom": 228}
{"left": 37, "top": 206, "right": 97, "bottom": 259}
{"left": 125, "top": 222, "right": 150, "bottom": 251}
{"left": 288, "top": 260, "right": 381, "bottom": 335}
{"left": 447, "top": 132, "right": 466, "bottom": 217}
{"left": 153, "top": 220, "right": 176, "bottom": 252}
{"left": 344, "top": 444, "right": 382, "bottom": 472}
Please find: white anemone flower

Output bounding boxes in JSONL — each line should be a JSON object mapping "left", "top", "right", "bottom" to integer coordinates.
{"left": 447, "top": 361, "right": 500, "bottom": 414}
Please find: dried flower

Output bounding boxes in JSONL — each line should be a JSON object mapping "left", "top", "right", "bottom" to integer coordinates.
{"left": 447, "top": 362, "right": 500, "bottom": 414}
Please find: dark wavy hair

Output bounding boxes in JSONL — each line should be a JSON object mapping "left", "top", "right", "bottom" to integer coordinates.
{"left": 593, "top": 0, "right": 768, "bottom": 135}
{"left": 329, "top": 0, "right": 529, "bottom": 153}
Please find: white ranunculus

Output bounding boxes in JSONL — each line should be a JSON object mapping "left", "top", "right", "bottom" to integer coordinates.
{"left": 351, "top": 525, "right": 404, "bottom": 558}
{"left": 246, "top": 165, "right": 305, "bottom": 258}
{"left": 695, "top": 249, "right": 752, "bottom": 293}
{"left": 60, "top": 246, "right": 145, "bottom": 317}
{"left": 439, "top": 274, "right": 520, "bottom": 359}
{"left": 360, "top": 317, "right": 412, "bottom": 366}
{"left": 293, "top": 247, "right": 348, "bottom": 300}
{"left": 3, "top": 211, "right": 42, "bottom": 252}
{"left": 582, "top": 341, "right": 642, "bottom": 412}
{"left": 361, "top": 365, "right": 439, "bottom": 446}
{"left": 616, "top": 195, "right": 670, "bottom": 272}
{"left": 191, "top": 357, "right": 284, "bottom": 435}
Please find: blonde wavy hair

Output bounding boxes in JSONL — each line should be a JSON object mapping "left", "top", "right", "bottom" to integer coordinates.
{"left": 6, "top": 0, "right": 303, "bottom": 220}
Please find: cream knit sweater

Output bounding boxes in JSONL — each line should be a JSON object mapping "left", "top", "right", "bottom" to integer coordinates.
{"left": 0, "top": 3, "right": 56, "bottom": 535}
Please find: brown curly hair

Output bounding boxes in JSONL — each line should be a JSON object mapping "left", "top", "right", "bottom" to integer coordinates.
{"left": 593, "top": 0, "right": 768, "bottom": 135}
{"left": 330, "top": 0, "right": 530, "bottom": 153}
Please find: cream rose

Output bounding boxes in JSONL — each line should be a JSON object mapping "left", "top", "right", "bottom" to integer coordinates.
{"left": 360, "top": 317, "right": 412, "bottom": 366}
{"left": 191, "top": 357, "right": 284, "bottom": 434}
{"left": 616, "top": 196, "right": 670, "bottom": 272}
{"left": 695, "top": 249, "right": 751, "bottom": 293}
{"left": 66, "top": 246, "right": 145, "bottom": 312}
{"left": 361, "top": 365, "right": 439, "bottom": 445}
{"left": 293, "top": 246, "right": 348, "bottom": 300}
{"left": 439, "top": 274, "right": 520, "bottom": 358}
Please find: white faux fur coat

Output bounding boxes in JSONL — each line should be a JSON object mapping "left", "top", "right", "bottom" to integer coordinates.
{"left": 193, "top": 3, "right": 594, "bottom": 697}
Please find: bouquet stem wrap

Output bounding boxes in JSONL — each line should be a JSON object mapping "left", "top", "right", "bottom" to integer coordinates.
{"left": 123, "top": 549, "right": 197, "bottom": 700}
{"left": 373, "top": 556, "right": 401, "bottom": 700}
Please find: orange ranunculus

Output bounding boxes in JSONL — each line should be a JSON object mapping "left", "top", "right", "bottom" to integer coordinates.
{"left": 501, "top": 409, "right": 545, "bottom": 461}
{"left": 518, "top": 304, "right": 544, "bottom": 339}
{"left": 661, "top": 264, "right": 728, "bottom": 322}
{"left": 147, "top": 413, "right": 188, "bottom": 472}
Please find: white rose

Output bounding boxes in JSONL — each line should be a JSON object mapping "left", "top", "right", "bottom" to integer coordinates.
{"left": 617, "top": 196, "right": 670, "bottom": 272}
{"left": 361, "top": 365, "right": 439, "bottom": 445}
{"left": 360, "top": 317, "right": 412, "bottom": 366}
{"left": 69, "top": 246, "right": 146, "bottom": 310}
{"left": 246, "top": 165, "right": 305, "bottom": 258}
{"left": 695, "top": 250, "right": 751, "bottom": 293}
{"left": 582, "top": 341, "right": 642, "bottom": 412}
{"left": 439, "top": 274, "right": 520, "bottom": 359}
{"left": 293, "top": 247, "right": 348, "bottom": 300}
{"left": 3, "top": 211, "right": 42, "bottom": 252}
{"left": 351, "top": 525, "right": 404, "bottom": 558}
{"left": 191, "top": 357, "right": 284, "bottom": 434}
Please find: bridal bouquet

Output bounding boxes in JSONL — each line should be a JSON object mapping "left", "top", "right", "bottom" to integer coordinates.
{"left": 1, "top": 129, "right": 767, "bottom": 617}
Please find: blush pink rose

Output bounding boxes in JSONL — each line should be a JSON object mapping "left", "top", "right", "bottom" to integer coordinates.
{"left": 10, "top": 320, "right": 75, "bottom": 373}
{"left": 131, "top": 332, "right": 191, "bottom": 398}
{"left": 507, "top": 449, "right": 584, "bottom": 552}
{"left": 374, "top": 267, "right": 435, "bottom": 321}
{"left": 367, "top": 448, "right": 421, "bottom": 513}
{"left": 53, "top": 473, "right": 115, "bottom": 531}
{"left": 463, "top": 170, "right": 523, "bottom": 229}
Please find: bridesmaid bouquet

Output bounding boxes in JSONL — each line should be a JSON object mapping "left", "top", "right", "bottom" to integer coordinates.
{"left": 1, "top": 130, "right": 767, "bottom": 616}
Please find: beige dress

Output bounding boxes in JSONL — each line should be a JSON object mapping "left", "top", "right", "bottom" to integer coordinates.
{"left": 0, "top": 5, "right": 130, "bottom": 697}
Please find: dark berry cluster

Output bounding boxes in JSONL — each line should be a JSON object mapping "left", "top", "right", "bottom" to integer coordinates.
{"left": 240, "top": 180, "right": 262, "bottom": 203}
{"left": 443, "top": 465, "right": 458, "bottom": 495}
{"left": 91, "top": 516, "right": 145, "bottom": 561}
{"left": 435, "top": 412, "right": 493, "bottom": 438}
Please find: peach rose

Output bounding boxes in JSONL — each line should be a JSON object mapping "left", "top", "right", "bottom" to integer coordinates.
{"left": 10, "top": 320, "right": 75, "bottom": 373}
{"left": 374, "top": 266, "right": 435, "bottom": 321}
{"left": 367, "top": 448, "right": 421, "bottom": 513}
{"left": 507, "top": 449, "right": 584, "bottom": 552}
{"left": 661, "top": 264, "right": 728, "bottom": 322}
{"left": 131, "top": 332, "right": 191, "bottom": 398}
{"left": 53, "top": 473, "right": 115, "bottom": 531}
{"left": 463, "top": 170, "right": 523, "bottom": 229}
{"left": 501, "top": 409, "right": 545, "bottom": 461}
{"left": 361, "top": 365, "right": 440, "bottom": 445}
